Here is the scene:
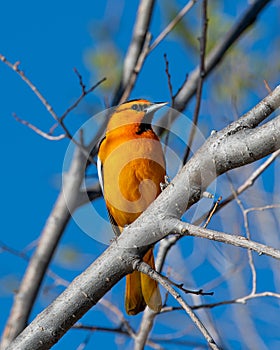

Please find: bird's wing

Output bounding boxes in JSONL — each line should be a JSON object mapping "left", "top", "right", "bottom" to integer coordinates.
{"left": 97, "top": 152, "right": 121, "bottom": 237}
{"left": 97, "top": 155, "right": 104, "bottom": 194}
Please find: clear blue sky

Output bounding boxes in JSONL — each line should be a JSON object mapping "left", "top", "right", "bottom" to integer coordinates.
{"left": 1, "top": 1, "right": 279, "bottom": 349}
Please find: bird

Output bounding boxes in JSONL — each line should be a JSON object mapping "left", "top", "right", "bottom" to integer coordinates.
{"left": 97, "top": 99, "right": 167, "bottom": 315}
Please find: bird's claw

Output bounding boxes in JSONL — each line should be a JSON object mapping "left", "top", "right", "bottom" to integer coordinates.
{"left": 160, "top": 175, "right": 172, "bottom": 191}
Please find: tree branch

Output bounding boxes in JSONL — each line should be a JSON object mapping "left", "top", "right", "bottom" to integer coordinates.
{"left": 135, "top": 261, "right": 220, "bottom": 350}
{"left": 192, "top": 291, "right": 280, "bottom": 310}
{"left": 1, "top": 145, "right": 87, "bottom": 348}
{"left": 149, "top": 0, "right": 198, "bottom": 52}
{"left": 165, "top": 220, "right": 280, "bottom": 260}
{"left": 217, "top": 149, "right": 280, "bottom": 212}
{"left": 167, "top": 0, "right": 272, "bottom": 113}
{"left": 112, "top": 0, "right": 155, "bottom": 105}
{"left": 1, "top": 54, "right": 105, "bottom": 348}
{"left": 182, "top": 0, "right": 208, "bottom": 164}
{"left": 7, "top": 84, "right": 280, "bottom": 350}
{"left": 11, "top": 113, "right": 66, "bottom": 141}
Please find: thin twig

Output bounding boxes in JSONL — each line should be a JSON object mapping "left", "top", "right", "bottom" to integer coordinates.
{"left": 203, "top": 196, "right": 222, "bottom": 228}
{"left": 192, "top": 291, "right": 280, "bottom": 310}
{"left": 168, "top": 220, "right": 280, "bottom": 260}
{"left": 161, "top": 291, "right": 280, "bottom": 312}
{"left": 0, "top": 241, "right": 69, "bottom": 288}
{"left": 194, "top": 149, "right": 280, "bottom": 226}
{"left": 162, "top": 53, "right": 174, "bottom": 157}
{"left": 263, "top": 79, "right": 272, "bottom": 93}
{"left": 149, "top": 0, "right": 198, "bottom": 52}
{"left": 135, "top": 260, "right": 220, "bottom": 350}
{"left": 76, "top": 333, "right": 92, "bottom": 350}
{"left": 163, "top": 53, "right": 174, "bottom": 106}
{"left": 1, "top": 54, "right": 104, "bottom": 165}
{"left": 74, "top": 321, "right": 161, "bottom": 349}
{"left": 12, "top": 113, "right": 66, "bottom": 141}
{"left": 134, "top": 234, "right": 181, "bottom": 350}
{"left": 118, "top": 33, "right": 152, "bottom": 104}
{"left": 99, "top": 299, "right": 135, "bottom": 339}
{"left": 156, "top": 235, "right": 181, "bottom": 273}
{"left": 228, "top": 179, "right": 257, "bottom": 295}
{"left": 74, "top": 67, "right": 86, "bottom": 93}
{"left": 158, "top": 0, "right": 272, "bottom": 118}
{"left": 73, "top": 323, "right": 130, "bottom": 335}
{"left": 219, "top": 150, "right": 280, "bottom": 210}
{"left": 160, "top": 274, "right": 213, "bottom": 296}
{"left": 245, "top": 203, "right": 280, "bottom": 213}
{"left": 182, "top": 0, "right": 208, "bottom": 165}
{"left": 0, "top": 55, "right": 59, "bottom": 122}
{"left": 60, "top": 72, "right": 106, "bottom": 121}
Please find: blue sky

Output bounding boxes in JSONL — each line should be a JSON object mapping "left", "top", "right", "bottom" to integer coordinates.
{"left": 1, "top": 1, "right": 280, "bottom": 349}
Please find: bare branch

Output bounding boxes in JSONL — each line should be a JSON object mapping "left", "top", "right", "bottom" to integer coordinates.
{"left": 118, "top": 33, "right": 152, "bottom": 104}
{"left": 0, "top": 54, "right": 59, "bottom": 121}
{"left": 1, "top": 54, "right": 104, "bottom": 168}
{"left": 12, "top": 113, "right": 66, "bottom": 141}
{"left": 158, "top": 274, "right": 213, "bottom": 296}
{"left": 74, "top": 67, "right": 87, "bottom": 93}
{"left": 182, "top": 0, "right": 208, "bottom": 164}
{"left": 133, "top": 234, "right": 180, "bottom": 349}
{"left": 73, "top": 323, "right": 129, "bottom": 335}
{"left": 0, "top": 241, "right": 30, "bottom": 262}
{"left": 114, "top": 0, "right": 198, "bottom": 105}
{"left": 163, "top": 53, "right": 175, "bottom": 106}
{"left": 99, "top": 299, "right": 135, "bottom": 339}
{"left": 135, "top": 260, "right": 220, "bottom": 350}
{"left": 113, "top": 0, "right": 155, "bottom": 104}
{"left": 167, "top": 220, "right": 280, "bottom": 260}
{"left": 229, "top": 180, "right": 257, "bottom": 294}
{"left": 194, "top": 149, "right": 280, "bottom": 227}
{"left": 246, "top": 203, "right": 280, "bottom": 213}
{"left": 1, "top": 145, "right": 87, "bottom": 348}
{"left": 192, "top": 291, "right": 280, "bottom": 310}
{"left": 149, "top": 0, "right": 198, "bottom": 52}
{"left": 0, "top": 55, "right": 105, "bottom": 347}
{"left": 162, "top": 291, "right": 280, "bottom": 312}
{"left": 170, "top": 0, "right": 272, "bottom": 112}
{"left": 219, "top": 149, "right": 280, "bottom": 210}
{"left": 156, "top": 235, "right": 180, "bottom": 273}
{"left": 0, "top": 241, "right": 69, "bottom": 289}
{"left": 60, "top": 72, "right": 106, "bottom": 121}
{"left": 203, "top": 196, "right": 222, "bottom": 228}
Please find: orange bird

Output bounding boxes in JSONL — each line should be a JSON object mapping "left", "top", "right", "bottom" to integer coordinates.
{"left": 97, "top": 99, "right": 167, "bottom": 315}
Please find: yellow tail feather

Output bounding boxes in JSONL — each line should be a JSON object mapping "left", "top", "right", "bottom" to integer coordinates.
{"left": 125, "top": 249, "right": 162, "bottom": 315}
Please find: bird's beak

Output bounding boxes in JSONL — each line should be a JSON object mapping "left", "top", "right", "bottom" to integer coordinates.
{"left": 144, "top": 102, "right": 168, "bottom": 114}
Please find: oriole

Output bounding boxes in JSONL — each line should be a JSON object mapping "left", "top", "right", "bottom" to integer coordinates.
{"left": 97, "top": 99, "right": 167, "bottom": 315}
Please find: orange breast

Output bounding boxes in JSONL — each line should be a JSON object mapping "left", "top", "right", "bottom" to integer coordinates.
{"left": 99, "top": 127, "right": 166, "bottom": 228}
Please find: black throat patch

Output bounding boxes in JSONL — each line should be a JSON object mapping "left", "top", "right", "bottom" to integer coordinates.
{"left": 136, "top": 122, "right": 152, "bottom": 135}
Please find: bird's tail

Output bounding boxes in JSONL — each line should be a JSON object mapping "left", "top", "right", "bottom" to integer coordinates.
{"left": 125, "top": 248, "right": 162, "bottom": 315}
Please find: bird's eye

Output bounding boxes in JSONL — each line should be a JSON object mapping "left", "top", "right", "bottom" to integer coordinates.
{"left": 131, "top": 103, "right": 150, "bottom": 112}
{"left": 131, "top": 104, "right": 140, "bottom": 111}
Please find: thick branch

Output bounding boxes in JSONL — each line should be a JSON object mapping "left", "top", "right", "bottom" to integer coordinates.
{"left": 1, "top": 146, "right": 87, "bottom": 348}
{"left": 7, "top": 240, "right": 133, "bottom": 350}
